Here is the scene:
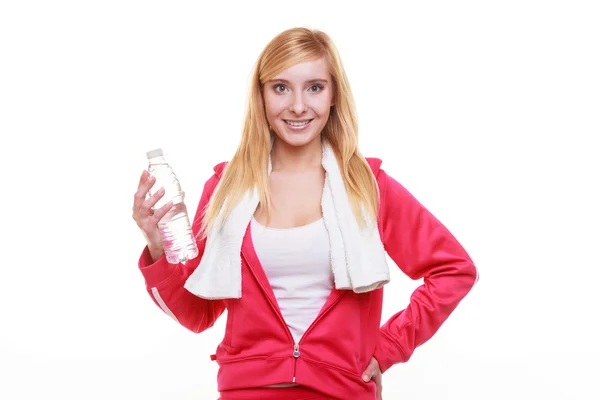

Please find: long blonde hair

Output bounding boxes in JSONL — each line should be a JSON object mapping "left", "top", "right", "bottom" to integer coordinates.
{"left": 200, "top": 27, "right": 379, "bottom": 238}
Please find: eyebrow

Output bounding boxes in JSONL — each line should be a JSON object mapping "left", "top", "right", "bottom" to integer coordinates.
{"left": 269, "top": 78, "right": 329, "bottom": 84}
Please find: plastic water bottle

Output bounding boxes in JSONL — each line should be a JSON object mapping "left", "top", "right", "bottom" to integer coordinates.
{"left": 146, "top": 148, "right": 198, "bottom": 264}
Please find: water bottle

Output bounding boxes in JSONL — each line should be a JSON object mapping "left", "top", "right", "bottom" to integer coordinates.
{"left": 146, "top": 148, "right": 198, "bottom": 264}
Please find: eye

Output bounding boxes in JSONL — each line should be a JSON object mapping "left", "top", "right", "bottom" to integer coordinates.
{"left": 273, "top": 84, "right": 288, "bottom": 93}
{"left": 308, "top": 84, "right": 324, "bottom": 92}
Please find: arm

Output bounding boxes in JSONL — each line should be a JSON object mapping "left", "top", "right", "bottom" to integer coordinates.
{"left": 373, "top": 169, "right": 479, "bottom": 373}
{"left": 138, "top": 172, "right": 226, "bottom": 334}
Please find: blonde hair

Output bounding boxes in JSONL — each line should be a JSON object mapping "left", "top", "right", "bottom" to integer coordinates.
{"left": 200, "top": 27, "right": 379, "bottom": 238}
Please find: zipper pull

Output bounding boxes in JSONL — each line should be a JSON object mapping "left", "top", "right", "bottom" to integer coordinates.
{"left": 293, "top": 343, "right": 300, "bottom": 358}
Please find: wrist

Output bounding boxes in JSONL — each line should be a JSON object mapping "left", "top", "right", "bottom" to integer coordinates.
{"left": 147, "top": 243, "right": 165, "bottom": 263}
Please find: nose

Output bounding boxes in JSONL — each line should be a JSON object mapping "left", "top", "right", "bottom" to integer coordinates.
{"left": 289, "top": 92, "right": 307, "bottom": 115}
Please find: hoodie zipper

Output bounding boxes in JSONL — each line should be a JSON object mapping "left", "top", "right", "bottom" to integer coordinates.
{"left": 242, "top": 249, "right": 344, "bottom": 384}
{"left": 242, "top": 249, "right": 298, "bottom": 378}
{"left": 291, "top": 292, "right": 344, "bottom": 382}
{"left": 292, "top": 343, "right": 300, "bottom": 382}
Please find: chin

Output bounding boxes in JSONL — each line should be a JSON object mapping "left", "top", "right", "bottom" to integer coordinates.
{"left": 280, "top": 134, "right": 318, "bottom": 147}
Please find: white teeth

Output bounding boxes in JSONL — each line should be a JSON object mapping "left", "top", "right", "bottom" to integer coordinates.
{"left": 285, "top": 120, "right": 311, "bottom": 127}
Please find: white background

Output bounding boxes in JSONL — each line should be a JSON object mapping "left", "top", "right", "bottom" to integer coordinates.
{"left": 1, "top": 1, "right": 599, "bottom": 399}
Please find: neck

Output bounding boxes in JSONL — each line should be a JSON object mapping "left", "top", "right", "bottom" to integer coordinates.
{"left": 270, "top": 136, "right": 323, "bottom": 171}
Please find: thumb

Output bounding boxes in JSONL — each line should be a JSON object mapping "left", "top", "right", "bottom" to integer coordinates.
{"left": 362, "top": 366, "right": 374, "bottom": 382}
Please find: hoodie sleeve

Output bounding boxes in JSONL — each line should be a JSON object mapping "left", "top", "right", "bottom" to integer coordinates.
{"left": 373, "top": 168, "right": 479, "bottom": 373}
{"left": 137, "top": 170, "right": 226, "bottom": 334}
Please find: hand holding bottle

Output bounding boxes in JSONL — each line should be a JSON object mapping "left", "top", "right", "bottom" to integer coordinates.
{"left": 134, "top": 148, "right": 199, "bottom": 264}
{"left": 132, "top": 169, "right": 174, "bottom": 262}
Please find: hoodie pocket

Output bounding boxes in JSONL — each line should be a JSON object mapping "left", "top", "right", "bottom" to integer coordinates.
{"left": 302, "top": 356, "right": 364, "bottom": 379}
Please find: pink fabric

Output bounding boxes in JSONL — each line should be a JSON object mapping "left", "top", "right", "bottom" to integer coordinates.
{"left": 218, "top": 386, "right": 336, "bottom": 400}
{"left": 139, "top": 157, "right": 478, "bottom": 399}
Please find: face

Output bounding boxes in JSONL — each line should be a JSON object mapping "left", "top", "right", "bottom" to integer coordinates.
{"left": 262, "top": 57, "right": 334, "bottom": 148}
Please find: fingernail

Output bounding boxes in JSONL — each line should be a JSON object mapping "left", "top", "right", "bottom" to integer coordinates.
{"left": 362, "top": 374, "right": 369, "bottom": 382}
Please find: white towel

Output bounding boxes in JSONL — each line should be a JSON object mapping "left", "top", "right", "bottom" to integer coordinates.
{"left": 184, "top": 142, "right": 390, "bottom": 299}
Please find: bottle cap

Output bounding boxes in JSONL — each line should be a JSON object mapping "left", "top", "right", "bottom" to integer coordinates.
{"left": 146, "top": 148, "right": 163, "bottom": 159}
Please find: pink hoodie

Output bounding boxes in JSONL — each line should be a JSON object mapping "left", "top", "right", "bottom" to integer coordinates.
{"left": 138, "top": 157, "right": 478, "bottom": 399}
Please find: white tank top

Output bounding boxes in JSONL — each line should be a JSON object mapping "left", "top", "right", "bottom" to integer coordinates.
{"left": 251, "top": 216, "right": 333, "bottom": 344}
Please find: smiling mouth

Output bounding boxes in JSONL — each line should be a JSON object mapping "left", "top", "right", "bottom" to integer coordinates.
{"left": 284, "top": 119, "right": 313, "bottom": 127}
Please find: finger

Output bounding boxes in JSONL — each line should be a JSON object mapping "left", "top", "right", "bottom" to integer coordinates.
{"left": 362, "top": 357, "right": 379, "bottom": 382}
{"left": 148, "top": 200, "right": 173, "bottom": 225}
{"left": 133, "top": 175, "right": 156, "bottom": 211}
{"left": 135, "top": 188, "right": 160, "bottom": 221}
{"left": 135, "top": 171, "right": 155, "bottom": 203}
{"left": 362, "top": 366, "right": 374, "bottom": 382}
{"left": 138, "top": 170, "right": 149, "bottom": 187}
{"left": 133, "top": 175, "right": 158, "bottom": 211}
{"left": 133, "top": 188, "right": 164, "bottom": 226}
{"left": 141, "top": 186, "right": 166, "bottom": 214}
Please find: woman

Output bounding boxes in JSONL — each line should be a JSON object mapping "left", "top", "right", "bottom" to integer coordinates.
{"left": 132, "top": 27, "right": 478, "bottom": 400}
